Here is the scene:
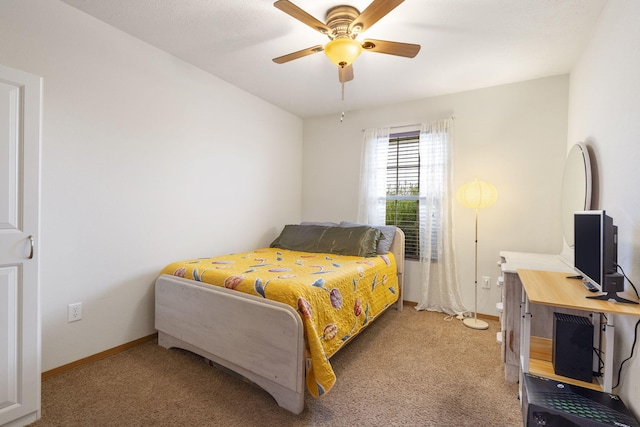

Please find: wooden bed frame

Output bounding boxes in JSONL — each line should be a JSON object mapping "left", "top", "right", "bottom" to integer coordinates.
{"left": 154, "top": 228, "right": 405, "bottom": 414}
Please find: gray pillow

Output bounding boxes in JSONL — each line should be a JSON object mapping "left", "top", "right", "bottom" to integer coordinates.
{"left": 340, "top": 221, "right": 396, "bottom": 254}
{"left": 270, "top": 224, "right": 382, "bottom": 257}
{"left": 300, "top": 221, "right": 339, "bottom": 227}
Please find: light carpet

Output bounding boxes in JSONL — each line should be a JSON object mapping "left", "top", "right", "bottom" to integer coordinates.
{"left": 30, "top": 306, "right": 522, "bottom": 426}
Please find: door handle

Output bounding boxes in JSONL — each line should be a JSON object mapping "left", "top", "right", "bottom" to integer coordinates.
{"left": 28, "top": 235, "right": 34, "bottom": 259}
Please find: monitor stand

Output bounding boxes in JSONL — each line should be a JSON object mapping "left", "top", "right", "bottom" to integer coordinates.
{"left": 587, "top": 292, "right": 639, "bottom": 304}
{"left": 587, "top": 272, "right": 640, "bottom": 304}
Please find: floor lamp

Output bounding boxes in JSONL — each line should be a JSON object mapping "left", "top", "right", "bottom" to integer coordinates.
{"left": 456, "top": 178, "right": 498, "bottom": 330}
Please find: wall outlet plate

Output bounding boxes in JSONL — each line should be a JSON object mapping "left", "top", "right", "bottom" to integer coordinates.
{"left": 68, "top": 302, "right": 82, "bottom": 322}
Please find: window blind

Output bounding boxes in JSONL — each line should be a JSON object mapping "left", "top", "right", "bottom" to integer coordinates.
{"left": 386, "top": 132, "right": 421, "bottom": 259}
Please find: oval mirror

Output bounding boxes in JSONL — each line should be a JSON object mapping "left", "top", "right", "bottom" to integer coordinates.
{"left": 561, "top": 143, "right": 592, "bottom": 247}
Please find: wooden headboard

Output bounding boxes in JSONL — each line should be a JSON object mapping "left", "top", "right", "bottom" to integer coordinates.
{"left": 389, "top": 227, "right": 405, "bottom": 310}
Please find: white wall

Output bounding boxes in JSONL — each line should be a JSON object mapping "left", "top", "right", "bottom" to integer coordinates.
{"left": 568, "top": 0, "right": 640, "bottom": 416}
{"left": 9, "top": 1, "right": 637, "bottom": 415}
{"left": 302, "top": 76, "right": 569, "bottom": 313}
{"left": 0, "top": 0, "right": 303, "bottom": 371}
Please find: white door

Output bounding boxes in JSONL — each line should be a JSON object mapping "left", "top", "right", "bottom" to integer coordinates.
{"left": 0, "top": 64, "right": 42, "bottom": 427}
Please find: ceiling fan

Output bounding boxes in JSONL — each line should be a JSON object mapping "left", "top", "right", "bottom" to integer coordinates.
{"left": 272, "top": 0, "right": 421, "bottom": 84}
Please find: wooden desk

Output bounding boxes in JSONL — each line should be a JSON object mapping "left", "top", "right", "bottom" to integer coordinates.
{"left": 518, "top": 269, "right": 640, "bottom": 393}
{"left": 498, "top": 253, "right": 577, "bottom": 383}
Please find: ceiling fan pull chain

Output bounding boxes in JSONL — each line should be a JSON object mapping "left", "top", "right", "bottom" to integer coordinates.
{"left": 340, "top": 80, "right": 345, "bottom": 123}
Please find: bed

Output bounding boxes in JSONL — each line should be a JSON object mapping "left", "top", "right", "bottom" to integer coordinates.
{"left": 154, "top": 223, "right": 405, "bottom": 414}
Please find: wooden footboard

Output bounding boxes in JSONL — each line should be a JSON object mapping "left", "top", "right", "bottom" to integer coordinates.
{"left": 155, "top": 275, "right": 306, "bottom": 414}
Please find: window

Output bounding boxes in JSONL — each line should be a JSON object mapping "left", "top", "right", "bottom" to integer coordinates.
{"left": 385, "top": 131, "right": 421, "bottom": 259}
{"left": 385, "top": 130, "right": 444, "bottom": 260}
{"left": 360, "top": 121, "right": 459, "bottom": 311}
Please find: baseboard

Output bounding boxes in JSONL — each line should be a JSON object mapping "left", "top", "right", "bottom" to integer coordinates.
{"left": 475, "top": 312, "right": 500, "bottom": 322}
{"left": 402, "top": 300, "right": 499, "bottom": 322}
{"left": 42, "top": 302, "right": 498, "bottom": 380}
{"left": 42, "top": 333, "right": 158, "bottom": 380}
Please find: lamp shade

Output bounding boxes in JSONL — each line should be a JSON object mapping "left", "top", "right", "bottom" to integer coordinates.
{"left": 324, "top": 38, "right": 362, "bottom": 67}
{"left": 457, "top": 178, "right": 498, "bottom": 210}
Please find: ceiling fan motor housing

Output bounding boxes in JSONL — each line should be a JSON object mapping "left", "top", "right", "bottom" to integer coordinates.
{"left": 325, "top": 5, "right": 361, "bottom": 39}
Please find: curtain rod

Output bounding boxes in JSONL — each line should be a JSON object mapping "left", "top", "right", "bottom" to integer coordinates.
{"left": 361, "top": 115, "right": 455, "bottom": 132}
{"left": 389, "top": 115, "right": 455, "bottom": 128}
{"left": 391, "top": 123, "right": 420, "bottom": 129}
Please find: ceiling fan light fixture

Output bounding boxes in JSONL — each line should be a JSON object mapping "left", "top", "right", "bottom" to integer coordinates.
{"left": 324, "top": 38, "right": 362, "bottom": 68}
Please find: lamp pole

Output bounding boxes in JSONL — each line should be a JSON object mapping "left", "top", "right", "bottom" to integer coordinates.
{"left": 463, "top": 207, "right": 489, "bottom": 330}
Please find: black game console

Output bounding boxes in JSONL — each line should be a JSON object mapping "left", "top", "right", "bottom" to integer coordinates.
{"left": 522, "top": 374, "right": 640, "bottom": 427}
{"left": 553, "top": 312, "right": 594, "bottom": 383}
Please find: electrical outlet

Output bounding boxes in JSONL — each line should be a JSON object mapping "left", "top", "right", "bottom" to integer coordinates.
{"left": 482, "top": 276, "right": 491, "bottom": 289}
{"left": 68, "top": 302, "right": 82, "bottom": 322}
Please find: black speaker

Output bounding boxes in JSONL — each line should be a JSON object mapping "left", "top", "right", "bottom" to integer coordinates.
{"left": 552, "top": 312, "right": 593, "bottom": 383}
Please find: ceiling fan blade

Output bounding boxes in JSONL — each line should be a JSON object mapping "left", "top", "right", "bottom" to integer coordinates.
{"left": 274, "top": 0, "right": 331, "bottom": 35}
{"left": 273, "top": 45, "right": 324, "bottom": 64}
{"left": 349, "top": 0, "right": 404, "bottom": 34}
{"left": 362, "top": 39, "right": 420, "bottom": 58}
{"left": 338, "top": 65, "right": 354, "bottom": 83}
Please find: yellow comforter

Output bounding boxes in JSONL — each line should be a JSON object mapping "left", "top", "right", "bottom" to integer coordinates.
{"left": 160, "top": 247, "right": 399, "bottom": 397}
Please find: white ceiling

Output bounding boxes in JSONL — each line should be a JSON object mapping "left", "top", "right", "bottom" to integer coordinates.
{"left": 59, "top": 0, "right": 607, "bottom": 118}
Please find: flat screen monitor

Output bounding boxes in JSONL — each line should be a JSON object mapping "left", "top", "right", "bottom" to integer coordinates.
{"left": 573, "top": 210, "right": 615, "bottom": 291}
{"left": 574, "top": 210, "right": 636, "bottom": 304}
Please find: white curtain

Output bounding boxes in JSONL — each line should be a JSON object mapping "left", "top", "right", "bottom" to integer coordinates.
{"left": 415, "top": 119, "right": 467, "bottom": 315}
{"left": 357, "top": 128, "right": 389, "bottom": 224}
{"left": 357, "top": 122, "right": 466, "bottom": 315}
